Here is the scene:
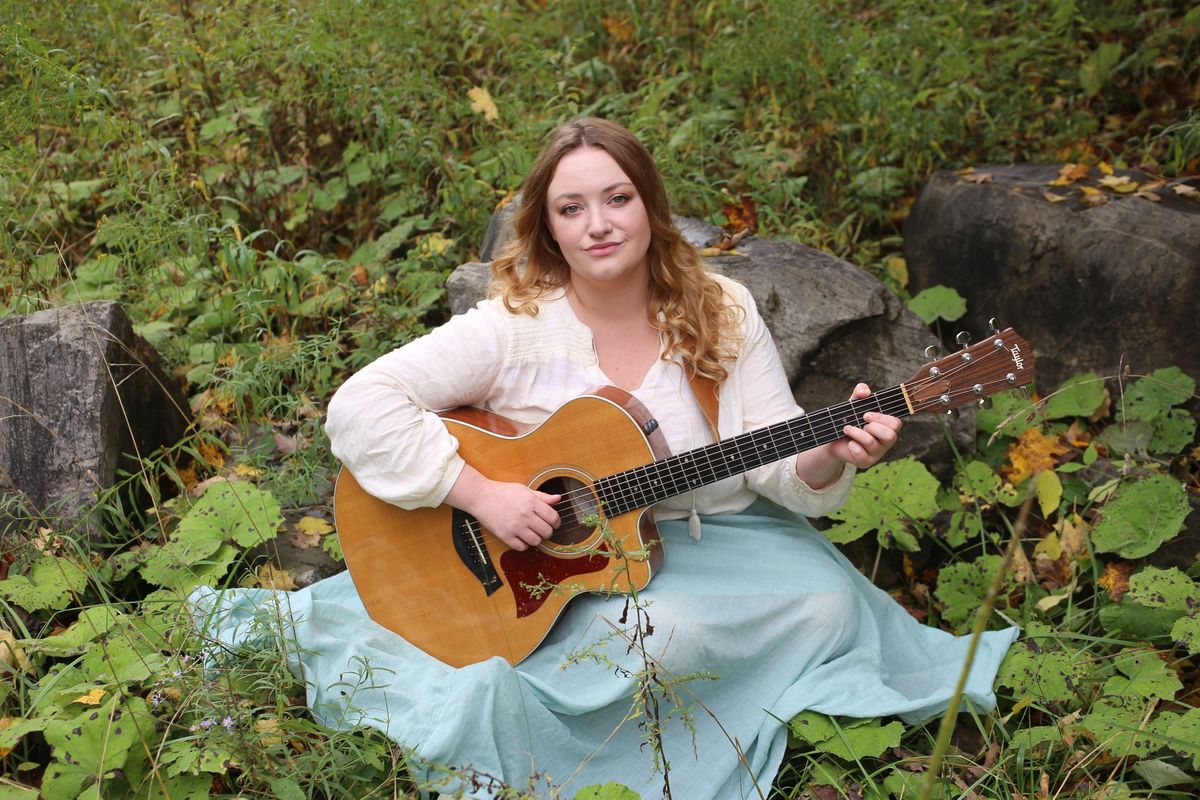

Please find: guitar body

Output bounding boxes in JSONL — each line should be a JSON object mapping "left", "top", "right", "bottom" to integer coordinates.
{"left": 334, "top": 387, "right": 670, "bottom": 668}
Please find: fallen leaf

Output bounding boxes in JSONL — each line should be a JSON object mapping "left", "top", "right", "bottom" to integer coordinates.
{"left": 74, "top": 687, "right": 107, "bottom": 706}
{"left": 467, "top": 86, "right": 499, "bottom": 121}
{"left": 961, "top": 172, "right": 994, "bottom": 184}
{"left": 198, "top": 440, "right": 226, "bottom": 470}
{"left": 1011, "top": 542, "right": 1036, "bottom": 584}
{"left": 297, "top": 515, "right": 333, "bottom": 537}
{"left": 1098, "top": 161, "right": 1114, "bottom": 175}
{"left": 1057, "top": 513, "right": 1089, "bottom": 559}
{"left": 1172, "top": 183, "right": 1200, "bottom": 201}
{"left": 1098, "top": 174, "right": 1138, "bottom": 193}
{"left": 1079, "top": 192, "right": 1109, "bottom": 207}
{"left": 722, "top": 194, "right": 758, "bottom": 232}
{"left": 188, "top": 474, "right": 235, "bottom": 498}
{"left": 349, "top": 264, "right": 370, "bottom": 286}
{"left": 1098, "top": 561, "right": 1134, "bottom": 603}
{"left": 1135, "top": 190, "right": 1162, "bottom": 202}
{"left": 1005, "top": 429, "right": 1070, "bottom": 485}
{"left": 256, "top": 564, "right": 297, "bottom": 591}
{"left": 274, "top": 432, "right": 298, "bottom": 455}
{"left": 1043, "top": 191, "right": 1069, "bottom": 203}
{"left": 601, "top": 14, "right": 635, "bottom": 42}
{"left": 0, "top": 629, "right": 30, "bottom": 672}
{"left": 233, "top": 463, "right": 262, "bottom": 479}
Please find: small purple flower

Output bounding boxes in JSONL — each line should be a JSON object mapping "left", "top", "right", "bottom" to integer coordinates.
{"left": 222, "top": 716, "right": 235, "bottom": 730}
{"left": 188, "top": 724, "right": 198, "bottom": 733}
{"left": 149, "top": 691, "right": 164, "bottom": 708}
{"left": 199, "top": 718, "right": 216, "bottom": 730}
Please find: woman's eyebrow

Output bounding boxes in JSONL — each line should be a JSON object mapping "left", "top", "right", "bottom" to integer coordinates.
{"left": 552, "top": 182, "right": 635, "bottom": 202}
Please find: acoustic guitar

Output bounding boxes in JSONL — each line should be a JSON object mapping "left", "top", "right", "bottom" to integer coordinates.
{"left": 334, "top": 328, "right": 1034, "bottom": 667}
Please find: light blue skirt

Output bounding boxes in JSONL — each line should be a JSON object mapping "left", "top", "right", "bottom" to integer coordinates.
{"left": 192, "top": 502, "right": 1017, "bottom": 799}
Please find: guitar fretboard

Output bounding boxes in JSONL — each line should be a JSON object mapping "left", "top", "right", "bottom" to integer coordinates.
{"left": 594, "top": 385, "right": 910, "bottom": 517}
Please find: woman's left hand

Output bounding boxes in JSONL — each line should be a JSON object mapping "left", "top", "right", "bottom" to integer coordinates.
{"left": 828, "top": 383, "right": 902, "bottom": 469}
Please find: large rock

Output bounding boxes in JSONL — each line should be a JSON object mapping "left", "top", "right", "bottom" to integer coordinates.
{"left": 451, "top": 212, "right": 976, "bottom": 475}
{"left": 904, "top": 165, "right": 1200, "bottom": 391}
{"left": 0, "top": 302, "right": 190, "bottom": 533}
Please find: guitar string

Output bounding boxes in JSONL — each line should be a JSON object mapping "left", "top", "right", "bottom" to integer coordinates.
{"left": 465, "top": 344, "right": 1021, "bottom": 546}
{"left": 467, "top": 372, "right": 1013, "bottom": 548}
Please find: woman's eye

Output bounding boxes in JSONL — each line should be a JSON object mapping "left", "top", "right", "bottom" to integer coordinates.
{"left": 561, "top": 204, "right": 582, "bottom": 216}
{"left": 610, "top": 193, "right": 630, "bottom": 205}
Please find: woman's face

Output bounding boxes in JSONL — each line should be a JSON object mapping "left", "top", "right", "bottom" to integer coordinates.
{"left": 544, "top": 146, "right": 651, "bottom": 293}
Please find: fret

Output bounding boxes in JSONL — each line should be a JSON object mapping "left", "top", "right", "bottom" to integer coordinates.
{"left": 599, "top": 386, "right": 914, "bottom": 515}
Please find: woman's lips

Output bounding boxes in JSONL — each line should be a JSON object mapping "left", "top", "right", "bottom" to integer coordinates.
{"left": 585, "top": 242, "right": 621, "bottom": 256}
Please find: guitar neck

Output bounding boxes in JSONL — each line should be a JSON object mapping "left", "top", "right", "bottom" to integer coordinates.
{"left": 596, "top": 384, "right": 911, "bottom": 516}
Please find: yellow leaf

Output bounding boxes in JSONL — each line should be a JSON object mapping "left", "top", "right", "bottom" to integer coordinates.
{"left": 255, "top": 717, "right": 285, "bottom": 746}
{"left": 1047, "top": 176, "right": 1074, "bottom": 187}
{"left": 1098, "top": 161, "right": 1114, "bottom": 175}
{"left": 1035, "top": 592, "right": 1070, "bottom": 612}
{"left": 296, "top": 516, "right": 333, "bottom": 536}
{"left": 1034, "top": 531, "right": 1062, "bottom": 560}
{"left": 418, "top": 232, "right": 454, "bottom": 257}
{"left": 1036, "top": 470, "right": 1063, "bottom": 518}
{"left": 74, "top": 687, "right": 107, "bottom": 706}
{"left": 1042, "top": 191, "right": 1069, "bottom": 203}
{"left": 233, "top": 463, "right": 262, "bottom": 479}
{"left": 1079, "top": 185, "right": 1101, "bottom": 195}
{"left": 1005, "top": 428, "right": 1069, "bottom": 485}
{"left": 1098, "top": 174, "right": 1138, "bottom": 193}
{"left": 256, "top": 564, "right": 297, "bottom": 591}
{"left": 467, "top": 86, "right": 499, "bottom": 121}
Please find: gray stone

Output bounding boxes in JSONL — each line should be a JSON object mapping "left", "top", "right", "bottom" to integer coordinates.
{"left": 452, "top": 209, "right": 975, "bottom": 476}
{"left": 0, "top": 301, "right": 190, "bottom": 532}
{"left": 904, "top": 165, "right": 1200, "bottom": 391}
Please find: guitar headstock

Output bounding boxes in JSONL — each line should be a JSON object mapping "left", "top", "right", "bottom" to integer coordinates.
{"left": 904, "top": 328, "right": 1035, "bottom": 414}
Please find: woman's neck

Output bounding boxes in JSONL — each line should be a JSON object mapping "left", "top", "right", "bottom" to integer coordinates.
{"left": 566, "top": 275, "right": 652, "bottom": 328}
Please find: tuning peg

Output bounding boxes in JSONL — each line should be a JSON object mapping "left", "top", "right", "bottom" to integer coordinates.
{"left": 955, "top": 331, "right": 972, "bottom": 347}
{"left": 924, "top": 343, "right": 943, "bottom": 359}
{"left": 945, "top": 408, "right": 960, "bottom": 420}
{"left": 978, "top": 397, "right": 993, "bottom": 410}
{"left": 1015, "top": 387, "right": 1031, "bottom": 400}
{"left": 988, "top": 317, "right": 1002, "bottom": 334}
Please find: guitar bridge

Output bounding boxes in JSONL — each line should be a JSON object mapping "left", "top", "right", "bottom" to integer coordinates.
{"left": 451, "top": 508, "right": 503, "bottom": 595}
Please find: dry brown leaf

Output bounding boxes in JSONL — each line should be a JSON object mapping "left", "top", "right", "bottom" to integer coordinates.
{"left": 0, "top": 629, "right": 30, "bottom": 673}
{"left": 274, "top": 432, "right": 298, "bottom": 455}
{"left": 1042, "top": 191, "right": 1069, "bottom": 203}
{"left": 601, "top": 14, "right": 634, "bottom": 42}
{"left": 1135, "top": 190, "right": 1162, "bottom": 202}
{"left": 961, "top": 172, "right": 994, "bottom": 184}
{"left": 1079, "top": 192, "right": 1109, "bottom": 207}
{"left": 1056, "top": 513, "right": 1089, "bottom": 559}
{"left": 1098, "top": 560, "right": 1134, "bottom": 603}
{"left": 188, "top": 474, "right": 235, "bottom": 498}
{"left": 233, "top": 463, "right": 262, "bottom": 479}
{"left": 467, "top": 86, "right": 499, "bottom": 121}
{"left": 1011, "top": 541, "right": 1036, "bottom": 584}
{"left": 197, "top": 440, "right": 226, "bottom": 470}
{"left": 349, "top": 264, "right": 370, "bottom": 286}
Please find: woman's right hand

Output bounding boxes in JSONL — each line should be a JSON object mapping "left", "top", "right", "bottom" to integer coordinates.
{"left": 445, "top": 465, "right": 561, "bottom": 551}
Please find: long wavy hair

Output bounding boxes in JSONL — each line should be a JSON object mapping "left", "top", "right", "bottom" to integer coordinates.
{"left": 491, "top": 117, "right": 742, "bottom": 384}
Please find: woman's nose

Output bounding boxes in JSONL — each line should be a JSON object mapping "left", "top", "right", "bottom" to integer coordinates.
{"left": 587, "top": 208, "right": 612, "bottom": 238}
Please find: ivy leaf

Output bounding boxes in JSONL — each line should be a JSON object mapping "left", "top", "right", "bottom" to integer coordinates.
{"left": 177, "top": 482, "right": 282, "bottom": 549}
{"left": 997, "top": 642, "right": 1090, "bottom": 704}
{"left": 788, "top": 712, "right": 904, "bottom": 760}
{"left": 1107, "top": 648, "right": 1182, "bottom": 702}
{"left": 1077, "top": 695, "right": 1162, "bottom": 760}
{"left": 0, "top": 556, "right": 90, "bottom": 612}
{"left": 1119, "top": 367, "right": 1195, "bottom": 422}
{"left": 1132, "top": 758, "right": 1194, "bottom": 790}
{"left": 824, "top": 457, "right": 939, "bottom": 550}
{"left": 954, "top": 460, "right": 1002, "bottom": 505}
{"left": 907, "top": 285, "right": 966, "bottom": 324}
{"left": 934, "top": 554, "right": 1009, "bottom": 632}
{"left": 1171, "top": 615, "right": 1200, "bottom": 655}
{"left": 1163, "top": 707, "right": 1200, "bottom": 769}
{"left": 1090, "top": 475, "right": 1191, "bottom": 559}
{"left": 1042, "top": 372, "right": 1106, "bottom": 419}
{"left": 42, "top": 697, "right": 150, "bottom": 800}
{"left": 1125, "top": 566, "right": 1200, "bottom": 610}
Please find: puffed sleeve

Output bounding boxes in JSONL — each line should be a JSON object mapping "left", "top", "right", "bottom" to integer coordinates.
{"left": 325, "top": 300, "right": 509, "bottom": 509}
{"left": 728, "top": 281, "right": 857, "bottom": 515}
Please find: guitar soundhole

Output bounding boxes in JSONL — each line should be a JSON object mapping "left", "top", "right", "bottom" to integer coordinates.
{"left": 539, "top": 476, "right": 599, "bottom": 547}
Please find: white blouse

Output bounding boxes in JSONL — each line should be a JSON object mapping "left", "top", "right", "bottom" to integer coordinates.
{"left": 325, "top": 275, "right": 855, "bottom": 522}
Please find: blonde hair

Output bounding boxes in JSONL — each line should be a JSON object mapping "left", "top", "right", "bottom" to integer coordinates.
{"left": 491, "top": 118, "right": 741, "bottom": 383}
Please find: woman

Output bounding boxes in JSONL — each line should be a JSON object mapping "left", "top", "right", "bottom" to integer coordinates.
{"left": 199, "top": 118, "right": 1016, "bottom": 799}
